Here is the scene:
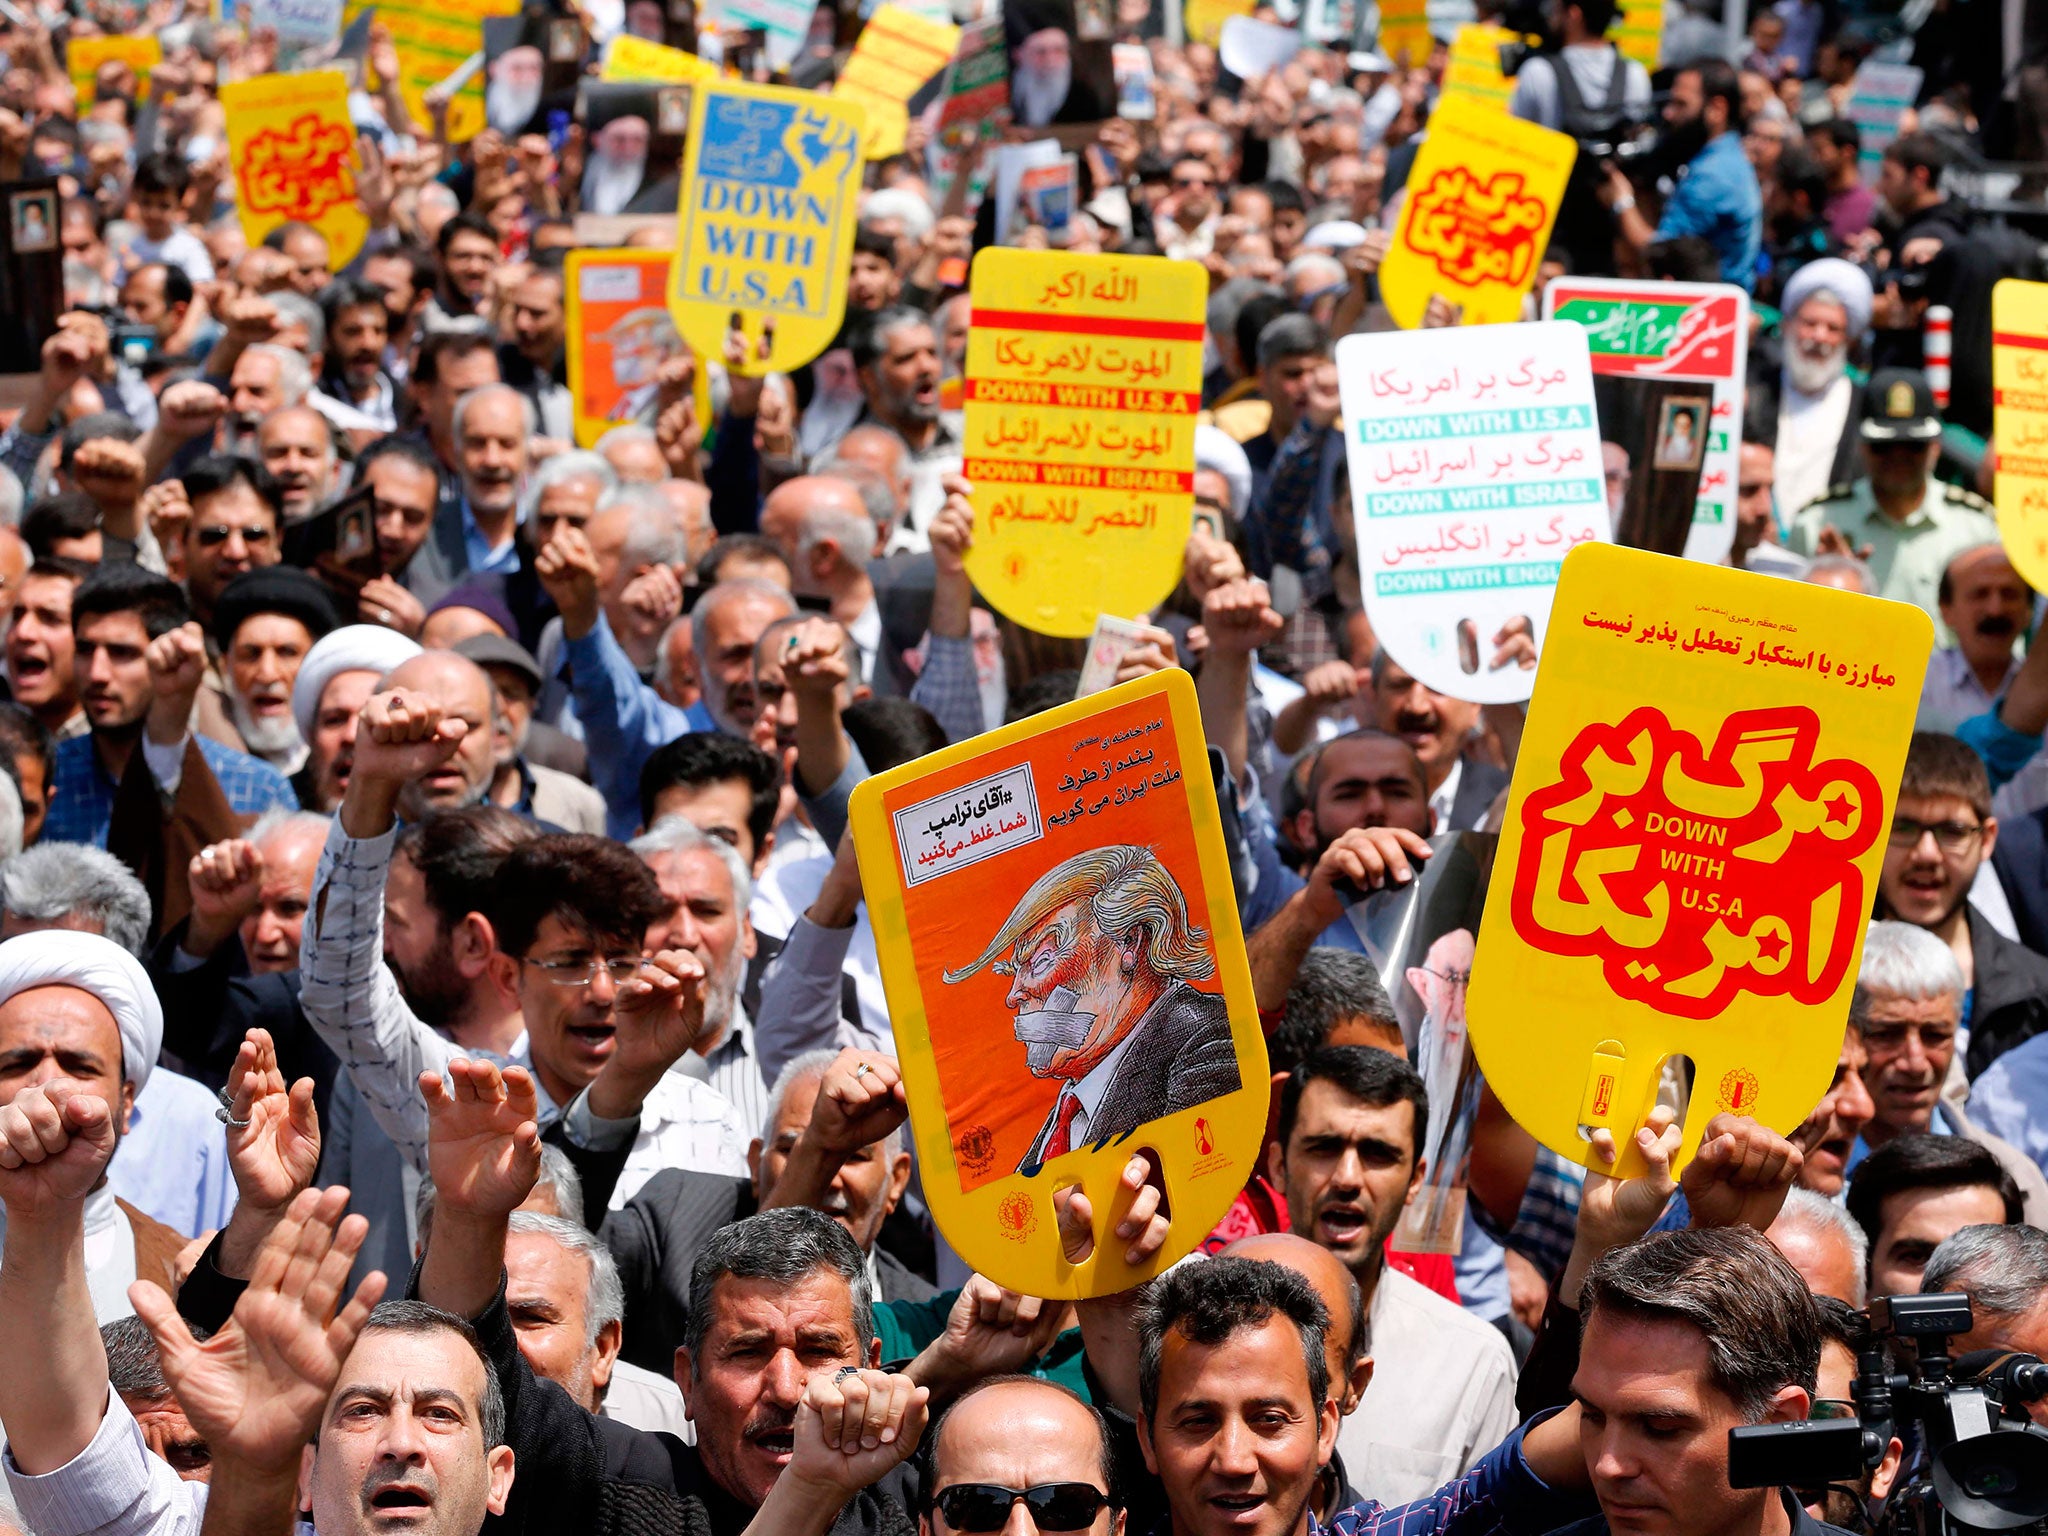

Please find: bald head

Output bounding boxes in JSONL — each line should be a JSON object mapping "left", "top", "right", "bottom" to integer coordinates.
{"left": 759, "top": 476, "right": 870, "bottom": 557}
{"left": 0, "top": 525, "right": 26, "bottom": 625}
{"left": 932, "top": 1378, "right": 1116, "bottom": 1520}
{"left": 1222, "top": 1231, "right": 1371, "bottom": 1413}
{"left": 382, "top": 651, "right": 499, "bottom": 817}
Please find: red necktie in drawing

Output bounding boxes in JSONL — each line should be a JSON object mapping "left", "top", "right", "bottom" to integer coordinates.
{"left": 1043, "top": 1091, "right": 1084, "bottom": 1160}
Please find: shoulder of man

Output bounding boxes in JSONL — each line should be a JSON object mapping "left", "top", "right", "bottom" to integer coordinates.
{"left": 118, "top": 1197, "right": 189, "bottom": 1293}
{"left": 1938, "top": 481, "right": 1996, "bottom": 516}
{"left": 1797, "top": 481, "right": 1862, "bottom": 515}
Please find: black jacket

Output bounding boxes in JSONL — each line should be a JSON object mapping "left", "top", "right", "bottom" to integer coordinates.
{"left": 459, "top": 1269, "right": 919, "bottom": 1536}
{"left": 1963, "top": 905, "right": 2048, "bottom": 1079}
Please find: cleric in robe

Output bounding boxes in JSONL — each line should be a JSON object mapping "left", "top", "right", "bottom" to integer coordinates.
{"left": 943, "top": 844, "right": 1239, "bottom": 1176}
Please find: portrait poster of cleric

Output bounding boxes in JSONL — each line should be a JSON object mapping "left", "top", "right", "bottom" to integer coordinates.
{"left": 853, "top": 672, "right": 1264, "bottom": 1230}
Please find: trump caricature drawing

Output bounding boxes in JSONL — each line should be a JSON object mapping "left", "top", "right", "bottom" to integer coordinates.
{"left": 943, "top": 844, "right": 1241, "bottom": 1175}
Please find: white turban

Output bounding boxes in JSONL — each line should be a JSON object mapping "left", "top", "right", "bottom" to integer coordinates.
{"left": 1780, "top": 257, "right": 1873, "bottom": 340}
{"left": 292, "top": 625, "right": 424, "bottom": 743}
{"left": 0, "top": 930, "right": 164, "bottom": 1092}
{"left": 1195, "top": 425, "right": 1254, "bottom": 522}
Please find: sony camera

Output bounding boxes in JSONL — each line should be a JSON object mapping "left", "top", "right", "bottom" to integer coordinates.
{"left": 1728, "top": 1293, "right": 2048, "bottom": 1536}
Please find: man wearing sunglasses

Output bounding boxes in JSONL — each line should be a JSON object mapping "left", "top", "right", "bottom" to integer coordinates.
{"left": 1875, "top": 732, "right": 2048, "bottom": 1078}
{"left": 923, "top": 1378, "right": 1124, "bottom": 1536}
{"left": 176, "top": 454, "right": 286, "bottom": 635}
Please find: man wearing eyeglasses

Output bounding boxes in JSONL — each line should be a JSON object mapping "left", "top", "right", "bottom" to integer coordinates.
{"left": 1875, "top": 731, "right": 2048, "bottom": 1080}
{"left": 299, "top": 682, "right": 750, "bottom": 1212}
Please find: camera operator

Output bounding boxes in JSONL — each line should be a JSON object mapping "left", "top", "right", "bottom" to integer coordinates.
{"left": 1922, "top": 1223, "right": 2048, "bottom": 1425}
{"left": 1508, "top": 0, "right": 1652, "bottom": 276}
{"left": 1599, "top": 59, "right": 1764, "bottom": 291}
{"left": 1809, "top": 1297, "right": 1905, "bottom": 1529}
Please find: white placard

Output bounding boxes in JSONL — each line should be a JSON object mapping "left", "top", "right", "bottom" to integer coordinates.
{"left": 894, "top": 764, "right": 1042, "bottom": 885}
{"left": 1218, "top": 15, "right": 1301, "bottom": 77}
{"left": 1336, "top": 321, "right": 1609, "bottom": 704}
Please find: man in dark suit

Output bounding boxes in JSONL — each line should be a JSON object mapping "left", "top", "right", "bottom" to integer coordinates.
{"left": 585, "top": 1047, "right": 935, "bottom": 1374}
{"left": 941, "top": 844, "right": 1242, "bottom": 1176}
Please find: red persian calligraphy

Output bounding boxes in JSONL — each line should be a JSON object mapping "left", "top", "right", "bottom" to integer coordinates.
{"left": 1506, "top": 705, "right": 1882, "bottom": 1019}
{"left": 1400, "top": 167, "right": 1547, "bottom": 289}
{"left": 238, "top": 115, "right": 356, "bottom": 222}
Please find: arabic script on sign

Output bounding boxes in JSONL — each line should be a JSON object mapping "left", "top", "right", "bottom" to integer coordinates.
{"left": 1403, "top": 166, "right": 1546, "bottom": 288}
{"left": 1507, "top": 704, "right": 1881, "bottom": 1018}
{"left": 239, "top": 114, "right": 356, "bottom": 221}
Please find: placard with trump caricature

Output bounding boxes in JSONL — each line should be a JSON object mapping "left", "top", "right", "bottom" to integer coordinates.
{"left": 850, "top": 670, "right": 1268, "bottom": 1298}
{"left": 565, "top": 248, "right": 691, "bottom": 449}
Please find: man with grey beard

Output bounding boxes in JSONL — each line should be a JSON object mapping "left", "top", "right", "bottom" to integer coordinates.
{"left": 1770, "top": 258, "right": 1873, "bottom": 515}
{"left": 211, "top": 567, "right": 339, "bottom": 776}
{"left": 485, "top": 43, "right": 545, "bottom": 135}
{"left": 1011, "top": 26, "right": 1075, "bottom": 126}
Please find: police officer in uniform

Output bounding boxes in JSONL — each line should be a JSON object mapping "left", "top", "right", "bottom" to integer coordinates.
{"left": 1789, "top": 367, "right": 1998, "bottom": 630}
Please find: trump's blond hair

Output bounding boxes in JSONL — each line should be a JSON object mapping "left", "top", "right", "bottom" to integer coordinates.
{"left": 942, "top": 845, "right": 1216, "bottom": 986}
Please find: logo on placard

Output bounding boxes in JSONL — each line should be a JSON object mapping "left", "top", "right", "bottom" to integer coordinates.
{"left": 1508, "top": 705, "right": 1882, "bottom": 1018}
{"left": 1401, "top": 166, "right": 1546, "bottom": 289}
{"left": 956, "top": 1124, "right": 995, "bottom": 1175}
{"left": 239, "top": 114, "right": 355, "bottom": 222}
{"left": 997, "top": 1191, "right": 1037, "bottom": 1239}
{"left": 1718, "top": 1067, "right": 1760, "bottom": 1112}
{"left": 1194, "top": 1117, "right": 1215, "bottom": 1155}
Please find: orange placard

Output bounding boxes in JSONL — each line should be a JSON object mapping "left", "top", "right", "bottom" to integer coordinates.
{"left": 850, "top": 670, "right": 1268, "bottom": 1297}
{"left": 564, "top": 248, "right": 688, "bottom": 447}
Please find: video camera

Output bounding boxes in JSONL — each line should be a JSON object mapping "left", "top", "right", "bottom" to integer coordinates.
{"left": 1728, "top": 1294, "right": 2048, "bottom": 1536}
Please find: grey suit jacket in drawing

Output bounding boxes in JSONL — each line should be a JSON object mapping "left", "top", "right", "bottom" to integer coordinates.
{"left": 1018, "top": 981, "right": 1240, "bottom": 1175}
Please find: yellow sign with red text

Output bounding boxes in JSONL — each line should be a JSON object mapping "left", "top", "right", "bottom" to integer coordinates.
{"left": 1467, "top": 544, "right": 1930, "bottom": 1179}
{"left": 962, "top": 248, "right": 1204, "bottom": 638}
{"left": 221, "top": 71, "right": 368, "bottom": 269}
{"left": 1378, "top": 97, "right": 1575, "bottom": 329}
{"left": 1992, "top": 279, "right": 2048, "bottom": 591}
{"left": 849, "top": 670, "right": 1268, "bottom": 1298}
{"left": 602, "top": 34, "right": 718, "bottom": 82}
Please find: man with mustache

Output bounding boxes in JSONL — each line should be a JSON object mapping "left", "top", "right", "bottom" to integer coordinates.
{"left": 414, "top": 1056, "right": 927, "bottom": 1536}
{"left": 585, "top": 1047, "right": 933, "bottom": 1376}
{"left": 1920, "top": 544, "right": 2034, "bottom": 732}
{"left": 1844, "top": 921, "right": 2048, "bottom": 1219}
{"left": 1873, "top": 732, "right": 2048, "bottom": 1077}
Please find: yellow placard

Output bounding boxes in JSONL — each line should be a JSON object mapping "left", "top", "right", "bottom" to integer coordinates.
{"left": 1375, "top": 0, "right": 1433, "bottom": 66}
{"left": 849, "top": 670, "right": 1268, "bottom": 1299}
{"left": 1378, "top": 97, "right": 1575, "bottom": 330}
{"left": 668, "top": 80, "right": 865, "bottom": 376}
{"left": 1466, "top": 544, "right": 1930, "bottom": 1179}
{"left": 1185, "top": 0, "right": 1254, "bottom": 47}
{"left": 602, "top": 34, "right": 718, "bottom": 82}
{"left": 220, "top": 71, "right": 368, "bottom": 270}
{"left": 1993, "top": 278, "right": 2048, "bottom": 591}
{"left": 961, "top": 249, "right": 1203, "bottom": 639}
{"left": 1440, "top": 26, "right": 1527, "bottom": 112}
{"left": 833, "top": 5, "right": 960, "bottom": 159}
{"left": 68, "top": 35, "right": 159, "bottom": 104}
{"left": 345, "top": 0, "right": 519, "bottom": 143}
{"left": 565, "top": 249, "right": 690, "bottom": 448}
{"left": 1616, "top": 0, "right": 1663, "bottom": 67}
